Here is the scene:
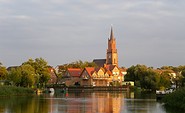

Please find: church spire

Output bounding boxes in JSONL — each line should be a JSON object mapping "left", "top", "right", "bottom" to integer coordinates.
{"left": 106, "top": 26, "right": 118, "bottom": 66}
{"left": 110, "top": 26, "right": 114, "bottom": 40}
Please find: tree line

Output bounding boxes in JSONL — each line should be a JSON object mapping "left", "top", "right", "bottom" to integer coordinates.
{"left": 0, "top": 58, "right": 50, "bottom": 88}
{"left": 0, "top": 59, "right": 97, "bottom": 88}
{"left": 1, "top": 59, "right": 185, "bottom": 90}
{"left": 125, "top": 64, "right": 185, "bottom": 90}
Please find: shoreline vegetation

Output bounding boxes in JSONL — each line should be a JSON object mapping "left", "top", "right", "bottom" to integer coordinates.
{"left": 162, "top": 87, "right": 185, "bottom": 110}
{"left": 0, "top": 86, "right": 34, "bottom": 97}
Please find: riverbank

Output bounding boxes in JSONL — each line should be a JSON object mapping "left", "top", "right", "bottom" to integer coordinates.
{"left": 162, "top": 87, "right": 185, "bottom": 110}
{"left": 0, "top": 86, "right": 34, "bottom": 96}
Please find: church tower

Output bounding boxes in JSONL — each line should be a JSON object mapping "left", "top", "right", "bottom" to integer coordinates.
{"left": 106, "top": 27, "right": 118, "bottom": 66}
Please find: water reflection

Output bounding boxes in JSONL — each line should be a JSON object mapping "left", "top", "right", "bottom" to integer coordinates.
{"left": 0, "top": 92, "right": 169, "bottom": 113}
{"left": 0, "top": 95, "right": 50, "bottom": 113}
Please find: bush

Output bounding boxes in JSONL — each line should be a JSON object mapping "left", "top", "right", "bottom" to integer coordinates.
{"left": 162, "top": 88, "right": 185, "bottom": 110}
{"left": 0, "top": 86, "right": 34, "bottom": 96}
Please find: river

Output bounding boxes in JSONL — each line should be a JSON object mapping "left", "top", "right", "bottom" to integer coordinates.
{"left": 0, "top": 92, "right": 175, "bottom": 113}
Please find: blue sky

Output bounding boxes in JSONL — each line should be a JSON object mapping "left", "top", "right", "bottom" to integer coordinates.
{"left": 0, "top": 0, "right": 185, "bottom": 68}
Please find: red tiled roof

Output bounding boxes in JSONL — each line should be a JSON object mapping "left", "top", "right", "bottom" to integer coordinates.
{"left": 67, "top": 68, "right": 82, "bottom": 77}
{"left": 104, "top": 64, "right": 116, "bottom": 71}
{"left": 84, "top": 67, "right": 95, "bottom": 76}
{"left": 106, "top": 70, "right": 112, "bottom": 76}
{"left": 95, "top": 67, "right": 105, "bottom": 73}
{"left": 120, "top": 67, "right": 127, "bottom": 72}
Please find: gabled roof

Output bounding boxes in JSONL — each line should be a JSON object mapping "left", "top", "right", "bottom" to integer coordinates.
{"left": 95, "top": 67, "right": 105, "bottom": 73}
{"left": 83, "top": 67, "right": 95, "bottom": 77}
{"left": 104, "top": 64, "right": 117, "bottom": 71}
{"left": 67, "top": 68, "right": 82, "bottom": 77}
{"left": 105, "top": 70, "right": 112, "bottom": 76}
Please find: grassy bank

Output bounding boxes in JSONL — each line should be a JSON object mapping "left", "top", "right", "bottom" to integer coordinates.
{"left": 162, "top": 88, "right": 185, "bottom": 110}
{"left": 0, "top": 86, "right": 34, "bottom": 96}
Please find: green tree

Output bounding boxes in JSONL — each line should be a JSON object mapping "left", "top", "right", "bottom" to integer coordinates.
{"left": 58, "top": 60, "right": 97, "bottom": 77}
{"left": 125, "top": 64, "right": 164, "bottom": 90}
{"left": 20, "top": 64, "right": 35, "bottom": 87}
{"left": 124, "top": 65, "right": 137, "bottom": 81}
{"left": 0, "top": 65, "right": 8, "bottom": 80}
{"left": 158, "top": 71, "right": 171, "bottom": 89}
{"left": 7, "top": 67, "right": 22, "bottom": 86}
{"left": 23, "top": 58, "right": 50, "bottom": 88}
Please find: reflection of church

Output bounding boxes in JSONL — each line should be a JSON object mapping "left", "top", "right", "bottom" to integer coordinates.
{"left": 51, "top": 93, "right": 124, "bottom": 113}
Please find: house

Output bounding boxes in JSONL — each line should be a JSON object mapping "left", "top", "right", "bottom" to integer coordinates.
{"left": 79, "top": 65, "right": 125, "bottom": 86}
{"left": 47, "top": 67, "right": 58, "bottom": 84}
{"left": 63, "top": 68, "right": 82, "bottom": 86}
{"left": 80, "top": 67, "right": 95, "bottom": 86}
{"left": 104, "top": 65, "right": 124, "bottom": 85}
{"left": 91, "top": 67, "right": 112, "bottom": 86}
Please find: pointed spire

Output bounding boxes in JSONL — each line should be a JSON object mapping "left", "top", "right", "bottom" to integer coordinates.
{"left": 110, "top": 26, "right": 114, "bottom": 40}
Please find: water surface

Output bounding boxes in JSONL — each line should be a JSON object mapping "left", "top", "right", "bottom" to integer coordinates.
{"left": 0, "top": 92, "right": 170, "bottom": 113}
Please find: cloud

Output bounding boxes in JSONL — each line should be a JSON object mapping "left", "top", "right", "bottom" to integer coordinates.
{"left": 0, "top": 0, "right": 185, "bottom": 67}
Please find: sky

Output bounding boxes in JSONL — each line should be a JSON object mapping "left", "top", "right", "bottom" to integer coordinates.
{"left": 0, "top": 0, "right": 185, "bottom": 68}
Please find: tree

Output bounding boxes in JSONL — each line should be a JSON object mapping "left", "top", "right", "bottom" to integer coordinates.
{"left": 0, "top": 65, "right": 8, "bottom": 80}
{"left": 125, "top": 64, "right": 166, "bottom": 90}
{"left": 23, "top": 58, "right": 50, "bottom": 88}
{"left": 58, "top": 60, "right": 97, "bottom": 77}
{"left": 20, "top": 64, "right": 35, "bottom": 87}
{"left": 7, "top": 67, "right": 22, "bottom": 86}
{"left": 158, "top": 71, "right": 171, "bottom": 90}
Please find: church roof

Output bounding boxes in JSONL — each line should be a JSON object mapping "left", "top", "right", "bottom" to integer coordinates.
{"left": 93, "top": 59, "right": 106, "bottom": 67}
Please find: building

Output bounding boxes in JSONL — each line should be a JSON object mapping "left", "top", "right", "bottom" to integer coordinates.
{"left": 106, "top": 27, "right": 118, "bottom": 66}
{"left": 93, "top": 27, "right": 118, "bottom": 67}
{"left": 47, "top": 67, "right": 58, "bottom": 84}
{"left": 63, "top": 68, "right": 82, "bottom": 86}
{"left": 60, "top": 27, "right": 127, "bottom": 86}
{"left": 79, "top": 65, "right": 125, "bottom": 86}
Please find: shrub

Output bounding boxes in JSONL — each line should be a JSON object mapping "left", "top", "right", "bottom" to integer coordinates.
{"left": 162, "top": 88, "right": 185, "bottom": 110}
{"left": 0, "top": 86, "right": 34, "bottom": 96}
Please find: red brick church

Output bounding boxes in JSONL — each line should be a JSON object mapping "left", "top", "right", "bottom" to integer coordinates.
{"left": 93, "top": 27, "right": 118, "bottom": 67}
{"left": 62, "top": 27, "right": 127, "bottom": 86}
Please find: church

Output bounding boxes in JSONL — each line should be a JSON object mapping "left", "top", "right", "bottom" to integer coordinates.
{"left": 63, "top": 27, "right": 127, "bottom": 86}
{"left": 93, "top": 27, "right": 118, "bottom": 67}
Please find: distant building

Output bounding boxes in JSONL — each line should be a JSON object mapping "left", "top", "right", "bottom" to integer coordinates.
{"left": 58, "top": 27, "right": 127, "bottom": 86}
{"left": 106, "top": 27, "right": 118, "bottom": 66}
{"left": 63, "top": 68, "right": 82, "bottom": 86}
{"left": 79, "top": 65, "right": 125, "bottom": 86}
{"left": 7, "top": 66, "right": 19, "bottom": 72}
{"left": 93, "top": 27, "right": 118, "bottom": 67}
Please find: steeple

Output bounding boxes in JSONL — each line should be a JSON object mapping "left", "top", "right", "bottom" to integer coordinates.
{"left": 110, "top": 26, "right": 114, "bottom": 40}
{"left": 106, "top": 26, "right": 118, "bottom": 66}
